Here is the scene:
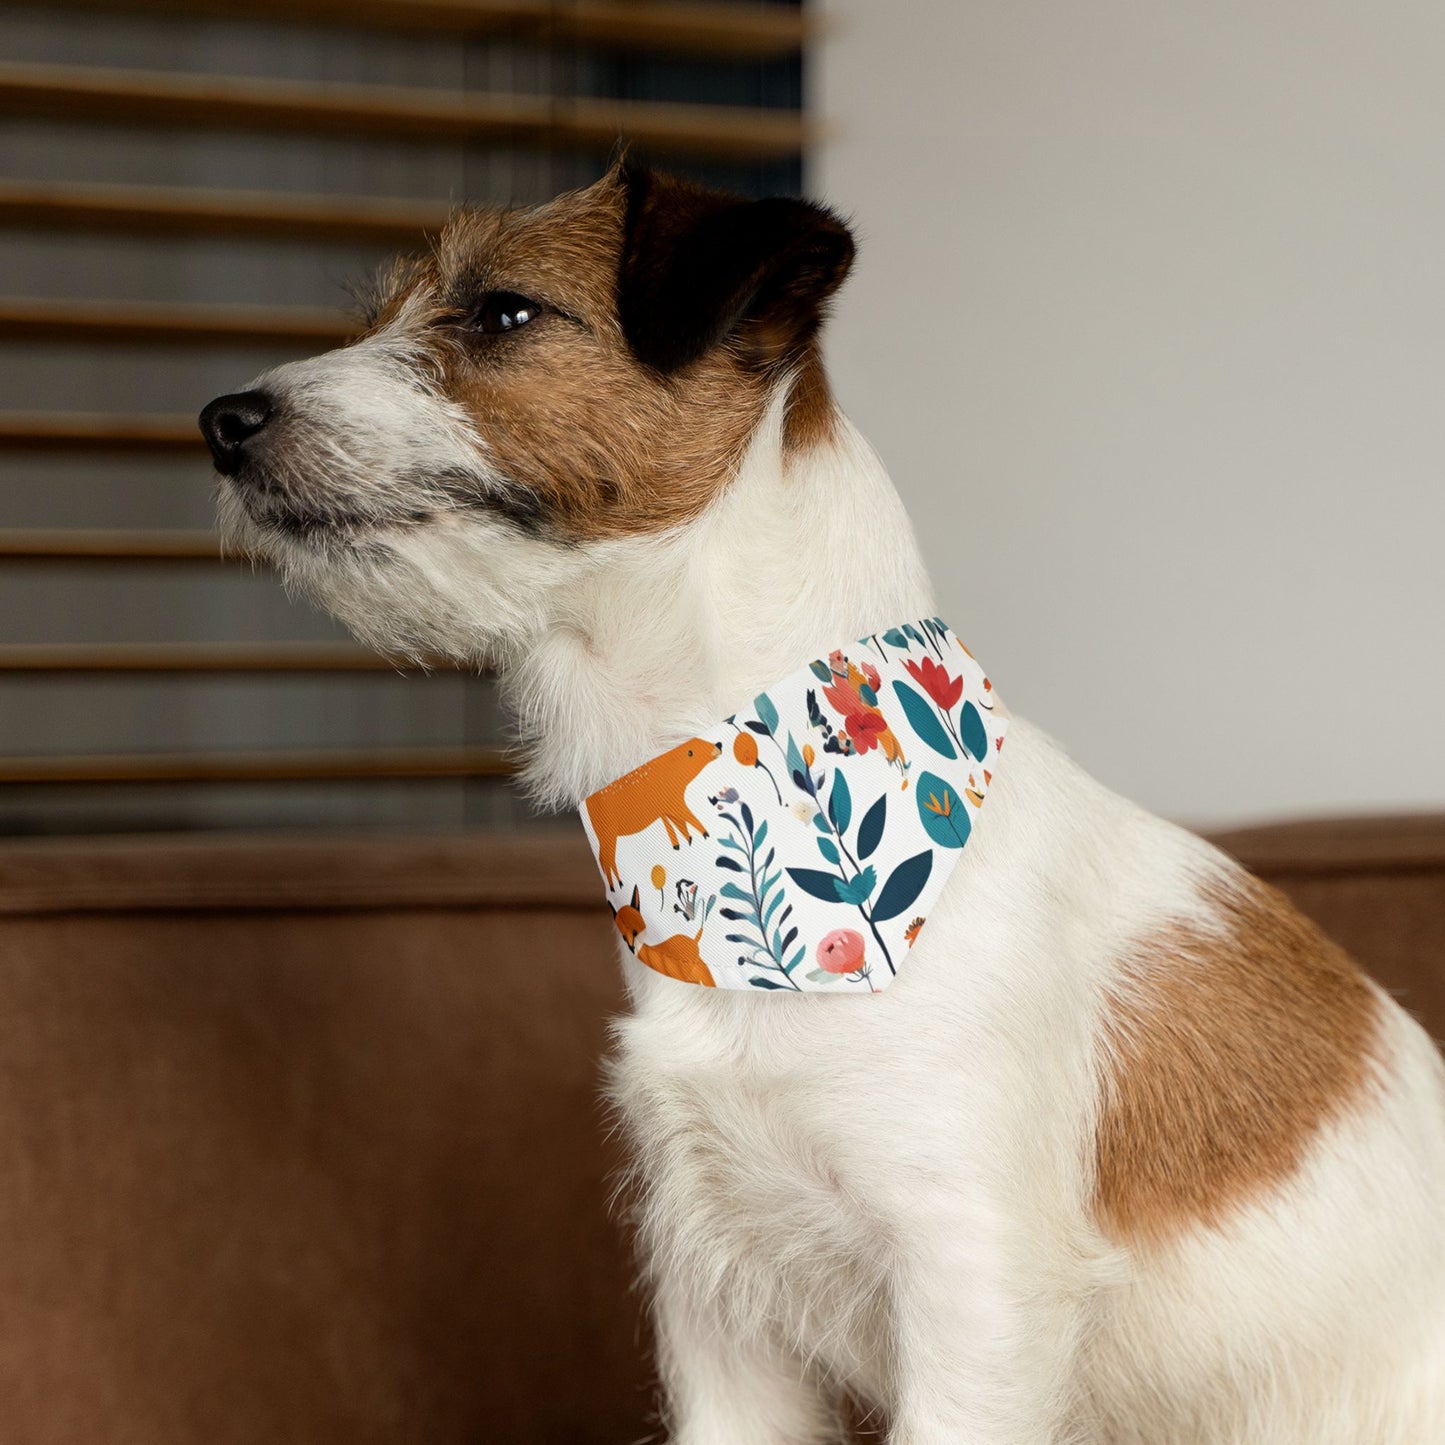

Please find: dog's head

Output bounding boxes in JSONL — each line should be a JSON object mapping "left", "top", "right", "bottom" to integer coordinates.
{"left": 200, "top": 163, "right": 854, "bottom": 661}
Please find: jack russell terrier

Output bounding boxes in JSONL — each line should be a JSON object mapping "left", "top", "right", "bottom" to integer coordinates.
{"left": 200, "top": 162, "right": 1445, "bottom": 1444}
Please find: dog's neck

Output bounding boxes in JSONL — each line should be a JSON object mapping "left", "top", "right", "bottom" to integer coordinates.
{"left": 505, "top": 390, "right": 936, "bottom": 809}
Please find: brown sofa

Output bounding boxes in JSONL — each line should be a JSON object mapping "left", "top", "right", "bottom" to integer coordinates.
{"left": 0, "top": 817, "right": 1440, "bottom": 1443}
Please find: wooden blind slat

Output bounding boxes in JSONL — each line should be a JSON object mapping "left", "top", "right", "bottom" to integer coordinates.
{"left": 29, "top": 0, "right": 810, "bottom": 59}
{"left": 0, "top": 62, "right": 813, "bottom": 161}
{"left": 0, "top": 17, "right": 805, "bottom": 811}
{"left": 0, "top": 297, "right": 353, "bottom": 348}
{"left": 0, "top": 413, "right": 204, "bottom": 452}
{"left": 0, "top": 180, "right": 448, "bottom": 245}
{"left": 544, "top": 0, "right": 810, "bottom": 58}
{"left": 0, "top": 529, "right": 221, "bottom": 561}
{"left": 0, "top": 643, "right": 415, "bottom": 673}
{"left": 0, "top": 745, "right": 513, "bottom": 784}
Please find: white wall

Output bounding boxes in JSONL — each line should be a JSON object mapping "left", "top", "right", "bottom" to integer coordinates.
{"left": 812, "top": 0, "right": 1445, "bottom": 827}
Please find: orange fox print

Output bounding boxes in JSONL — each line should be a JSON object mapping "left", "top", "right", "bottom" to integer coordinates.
{"left": 611, "top": 886, "right": 716, "bottom": 987}
{"left": 586, "top": 737, "right": 722, "bottom": 888}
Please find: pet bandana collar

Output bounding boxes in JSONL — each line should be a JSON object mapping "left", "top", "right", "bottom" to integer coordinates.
{"left": 581, "top": 620, "right": 1008, "bottom": 994}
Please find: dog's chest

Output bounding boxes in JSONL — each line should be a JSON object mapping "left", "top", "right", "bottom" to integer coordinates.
{"left": 612, "top": 998, "right": 897, "bottom": 1386}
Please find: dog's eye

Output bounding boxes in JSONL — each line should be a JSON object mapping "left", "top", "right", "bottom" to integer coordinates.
{"left": 471, "top": 291, "right": 544, "bottom": 335}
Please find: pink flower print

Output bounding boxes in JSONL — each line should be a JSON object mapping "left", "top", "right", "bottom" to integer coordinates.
{"left": 817, "top": 928, "right": 866, "bottom": 975}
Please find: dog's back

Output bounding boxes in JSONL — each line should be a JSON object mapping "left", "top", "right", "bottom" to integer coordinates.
{"left": 614, "top": 717, "right": 1445, "bottom": 1443}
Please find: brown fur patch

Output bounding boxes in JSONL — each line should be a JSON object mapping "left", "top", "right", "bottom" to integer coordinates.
{"left": 782, "top": 344, "right": 840, "bottom": 456}
{"left": 364, "top": 179, "right": 772, "bottom": 540}
{"left": 1094, "top": 872, "right": 1382, "bottom": 1246}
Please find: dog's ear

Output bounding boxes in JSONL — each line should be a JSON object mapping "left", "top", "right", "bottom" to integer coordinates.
{"left": 617, "top": 162, "right": 855, "bottom": 374}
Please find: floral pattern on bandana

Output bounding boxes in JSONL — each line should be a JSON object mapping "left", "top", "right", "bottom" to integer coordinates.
{"left": 581, "top": 619, "right": 1007, "bottom": 994}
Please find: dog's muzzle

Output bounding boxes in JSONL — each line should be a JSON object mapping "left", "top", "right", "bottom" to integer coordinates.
{"left": 199, "top": 390, "right": 274, "bottom": 477}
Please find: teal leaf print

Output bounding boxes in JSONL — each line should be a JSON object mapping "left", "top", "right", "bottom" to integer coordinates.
{"left": 904, "top": 622, "right": 929, "bottom": 650}
{"left": 786, "top": 867, "right": 848, "bottom": 904}
{"left": 754, "top": 692, "right": 780, "bottom": 736}
{"left": 817, "top": 836, "right": 840, "bottom": 865}
{"left": 959, "top": 701, "right": 988, "bottom": 761}
{"left": 916, "top": 772, "right": 972, "bottom": 849}
{"left": 785, "top": 734, "right": 808, "bottom": 792}
{"left": 809, "top": 660, "right": 832, "bottom": 683}
{"left": 834, "top": 865, "right": 877, "bottom": 906}
{"left": 828, "top": 770, "right": 852, "bottom": 835}
{"left": 749, "top": 977, "right": 790, "bottom": 990}
{"left": 882, "top": 627, "right": 908, "bottom": 649}
{"left": 891, "top": 680, "right": 957, "bottom": 759}
{"left": 856, "top": 794, "right": 887, "bottom": 860}
{"left": 714, "top": 804, "right": 802, "bottom": 989}
{"left": 871, "top": 850, "right": 933, "bottom": 922}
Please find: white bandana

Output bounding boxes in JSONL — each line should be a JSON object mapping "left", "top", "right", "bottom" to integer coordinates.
{"left": 580, "top": 620, "right": 1007, "bottom": 993}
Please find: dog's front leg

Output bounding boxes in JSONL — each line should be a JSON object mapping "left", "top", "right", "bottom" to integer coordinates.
{"left": 654, "top": 1276, "right": 841, "bottom": 1445}
{"left": 885, "top": 1207, "right": 1091, "bottom": 1445}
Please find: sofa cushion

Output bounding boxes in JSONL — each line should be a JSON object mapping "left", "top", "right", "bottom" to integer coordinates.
{"left": 0, "top": 817, "right": 1439, "bottom": 1442}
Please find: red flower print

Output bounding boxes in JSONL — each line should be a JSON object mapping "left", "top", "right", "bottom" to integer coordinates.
{"left": 904, "top": 656, "right": 964, "bottom": 711}
{"left": 821, "top": 660, "right": 908, "bottom": 771}
{"left": 822, "top": 681, "right": 885, "bottom": 754}
{"left": 821, "top": 680, "right": 862, "bottom": 723}
{"left": 843, "top": 708, "right": 887, "bottom": 753}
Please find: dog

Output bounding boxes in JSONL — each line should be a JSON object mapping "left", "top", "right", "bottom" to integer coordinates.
{"left": 200, "top": 162, "right": 1445, "bottom": 1443}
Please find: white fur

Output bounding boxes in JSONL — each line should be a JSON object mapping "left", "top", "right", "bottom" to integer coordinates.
{"left": 222, "top": 353, "right": 1445, "bottom": 1443}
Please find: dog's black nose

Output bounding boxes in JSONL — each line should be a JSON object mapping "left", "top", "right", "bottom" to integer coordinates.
{"left": 199, "top": 390, "right": 273, "bottom": 475}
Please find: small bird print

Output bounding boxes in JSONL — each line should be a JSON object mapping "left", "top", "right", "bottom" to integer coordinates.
{"left": 674, "top": 879, "right": 699, "bottom": 921}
